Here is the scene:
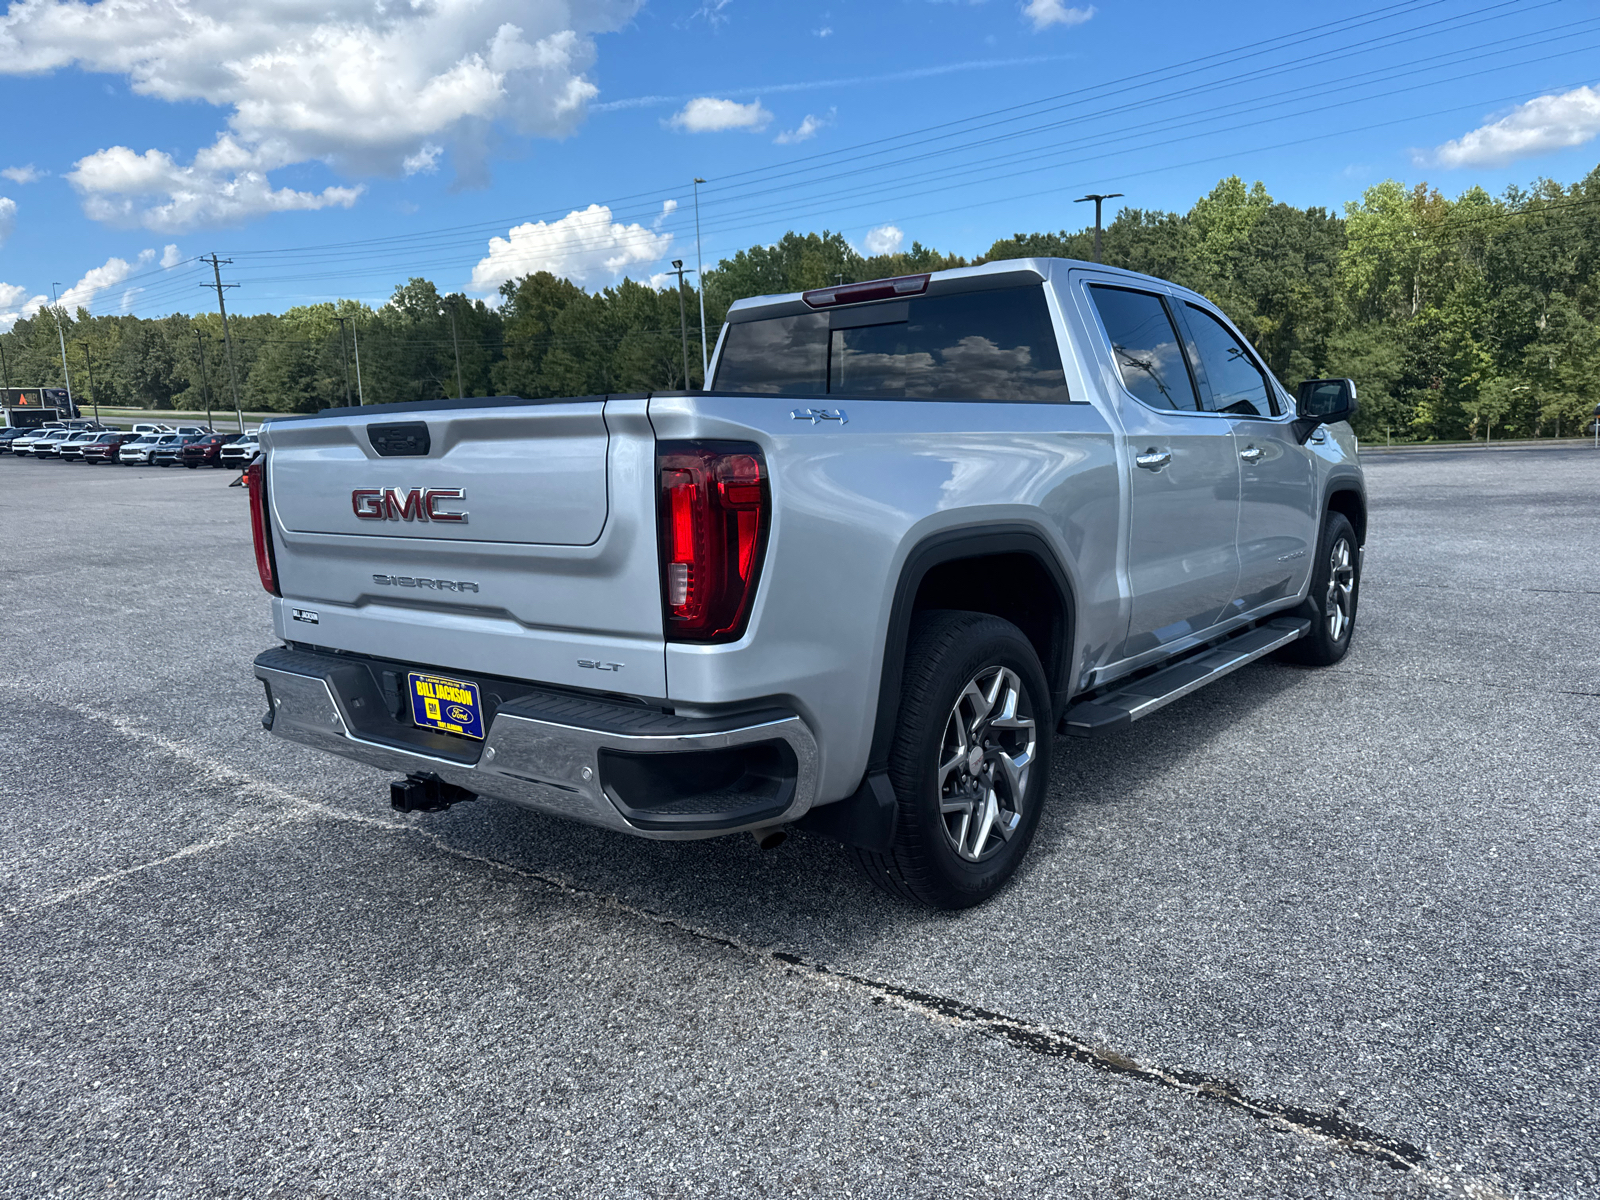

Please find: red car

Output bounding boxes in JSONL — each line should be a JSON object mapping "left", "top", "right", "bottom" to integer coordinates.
{"left": 180, "top": 432, "right": 242, "bottom": 468}
{"left": 81, "top": 431, "right": 141, "bottom": 464}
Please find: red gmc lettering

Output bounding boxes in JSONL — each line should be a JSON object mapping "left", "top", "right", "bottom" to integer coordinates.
{"left": 351, "top": 487, "right": 468, "bottom": 522}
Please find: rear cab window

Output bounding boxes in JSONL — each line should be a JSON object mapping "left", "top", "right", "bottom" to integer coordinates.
{"left": 714, "top": 285, "right": 1071, "bottom": 403}
{"left": 1085, "top": 285, "right": 1200, "bottom": 411}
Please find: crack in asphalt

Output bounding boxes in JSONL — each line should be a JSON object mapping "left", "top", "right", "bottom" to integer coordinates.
{"left": 18, "top": 699, "right": 1505, "bottom": 1192}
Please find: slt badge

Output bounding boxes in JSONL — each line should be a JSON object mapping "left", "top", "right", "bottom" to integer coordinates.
{"left": 790, "top": 407, "right": 848, "bottom": 425}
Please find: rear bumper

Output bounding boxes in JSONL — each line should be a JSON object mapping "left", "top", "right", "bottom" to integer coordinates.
{"left": 253, "top": 645, "right": 819, "bottom": 839}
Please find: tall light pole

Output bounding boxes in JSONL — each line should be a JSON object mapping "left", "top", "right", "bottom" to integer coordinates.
{"left": 49, "top": 283, "right": 74, "bottom": 414}
{"left": 1075, "top": 192, "right": 1123, "bottom": 264}
{"left": 447, "top": 297, "right": 464, "bottom": 400}
{"left": 332, "top": 316, "right": 353, "bottom": 406}
{"left": 351, "top": 314, "right": 366, "bottom": 405}
{"left": 693, "top": 177, "right": 708, "bottom": 383}
{"left": 78, "top": 341, "right": 100, "bottom": 424}
{"left": 193, "top": 328, "right": 214, "bottom": 431}
{"left": 668, "top": 260, "right": 693, "bottom": 390}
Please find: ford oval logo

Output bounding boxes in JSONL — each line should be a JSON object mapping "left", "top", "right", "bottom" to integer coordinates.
{"left": 446, "top": 704, "right": 474, "bottom": 724}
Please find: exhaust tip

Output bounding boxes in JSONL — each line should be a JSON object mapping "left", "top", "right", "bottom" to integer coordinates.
{"left": 750, "top": 826, "right": 788, "bottom": 851}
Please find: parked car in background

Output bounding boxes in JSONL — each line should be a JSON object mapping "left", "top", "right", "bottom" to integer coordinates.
{"left": 119, "top": 434, "right": 168, "bottom": 465}
{"left": 9, "top": 430, "right": 52, "bottom": 456}
{"left": 172, "top": 425, "right": 211, "bottom": 437}
{"left": 24, "top": 429, "right": 77, "bottom": 458}
{"left": 131, "top": 423, "right": 173, "bottom": 434}
{"left": 181, "top": 432, "right": 240, "bottom": 468}
{"left": 56, "top": 431, "right": 104, "bottom": 461}
{"left": 82, "top": 432, "right": 139, "bottom": 464}
{"left": 0, "top": 427, "right": 30, "bottom": 453}
{"left": 219, "top": 431, "right": 260, "bottom": 467}
{"left": 151, "top": 433, "right": 204, "bottom": 467}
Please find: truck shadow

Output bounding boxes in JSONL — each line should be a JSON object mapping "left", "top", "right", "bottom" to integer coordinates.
{"left": 417, "top": 657, "right": 1318, "bottom": 955}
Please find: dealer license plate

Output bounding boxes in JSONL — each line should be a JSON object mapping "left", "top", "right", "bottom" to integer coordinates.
{"left": 407, "top": 672, "right": 485, "bottom": 740}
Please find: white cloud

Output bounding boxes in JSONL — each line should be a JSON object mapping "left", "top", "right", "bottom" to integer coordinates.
{"left": 814, "top": 26, "right": 833, "bottom": 37}
{"left": 1022, "top": 0, "right": 1096, "bottom": 30}
{"left": 863, "top": 224, "right": 904, "bottom": 255}
{"left": 67, "top": 145, "right": 362, "bottom": 232}
{"left": 0, "top": 197, "right": 14, "bottom": 247}
{"left": 402, "top": 145, "right": 444, "bottom": 176}
{"left": 775, "top": 109, "right": 834, "bottom": 145}
{"left": 667, "top": 97, "right": 772, "bottom": 133}
{"left": 1, "top": 164, "right": 42, "bottom": 184}
{"left": 58, "top": 254, "right": 151, "bottom": 313}
{"left": 469, "top": 203, "right": 672, "bottom": 293}
{"left": 160, "top": 244, "right": 184, "bottom": 269}
{"left": 693, "top": 0, "right": 734, "bottom": 26}
{"left": 654, "top": 198, "right": 678, "bottom": 229}
{"left": 0, "top": 0, "right": 642, "bottom": 230}
{"left": 0, "top": 283, "right": 48, "bottom": 332}
{"left": 1426, "top": 86, "right": 1600, "bottom": 169}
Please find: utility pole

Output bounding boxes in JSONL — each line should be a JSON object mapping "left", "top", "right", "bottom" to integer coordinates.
{"left": 693, "top": 177, "right": 709, "bottom": 382}
{"left": 447, "top": 298, "right": 465, "bottom": 399}
{"left": 78, "top": 341, "right": 101, "bottom": 424}
{"left": 1075, "top": 192, "right": 1124, "bottom": 264}
{"left": 193, "top": 328, "right": 214, "bottom": 431}
{"left": 201, "top": 254, "right": 245, "bottom": 432}
{"left": 668, "top": 260, "right": 692, "bottom": 390}
{"left": 351, "top": 315, "right": 365, "bottom": 405}
{"left": 332, "top": 316, "right": 353, "bottom": 406}
{"left": 49, "top": 283, "right": 75, "bottom": 414}
{"left": 0, "top": 336, "right": 11, "bottom": 407}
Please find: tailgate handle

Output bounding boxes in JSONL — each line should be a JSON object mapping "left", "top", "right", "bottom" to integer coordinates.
{"left": 369, "top": 422, "right": 431, "bottom": 457}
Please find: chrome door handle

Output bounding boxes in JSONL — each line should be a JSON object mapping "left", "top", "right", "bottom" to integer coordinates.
{"left": 1135, "top": 449, "right": 1171, "bottom": 471}
{"left": 1239, "top": 446, "right": 1263, "bottom": 463}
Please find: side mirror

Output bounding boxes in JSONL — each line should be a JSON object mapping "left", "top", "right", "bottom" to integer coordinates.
{"left": 1295, "top": 378, "right": 1358, "bottom": 441}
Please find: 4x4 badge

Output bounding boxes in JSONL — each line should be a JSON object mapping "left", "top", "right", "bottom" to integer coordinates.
{"left": 790, "top": 407, "right": 848, "bottom": 425}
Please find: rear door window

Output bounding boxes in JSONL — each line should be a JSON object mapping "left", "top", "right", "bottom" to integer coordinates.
{"left": 1086, "top": 285, "right": 1200, "bottom": 411}
{"left": 714, "top": 286, "right": 1070, "bottom": 402}
{"left": 1183, "top": 304, "right": 1276, "bottom": 417}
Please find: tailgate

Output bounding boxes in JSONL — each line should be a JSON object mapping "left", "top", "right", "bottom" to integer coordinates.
{"left": 261, "top": 397, "right": 667, "bottom": 698}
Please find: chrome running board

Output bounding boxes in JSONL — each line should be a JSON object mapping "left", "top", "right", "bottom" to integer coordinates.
{"left": 1060, "top": 618, "right": 1310, "bottom": 738}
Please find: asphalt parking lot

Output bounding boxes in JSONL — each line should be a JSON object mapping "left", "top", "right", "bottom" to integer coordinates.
{"left": 1, "top": 446, "right": 1595, "bottom": 1199}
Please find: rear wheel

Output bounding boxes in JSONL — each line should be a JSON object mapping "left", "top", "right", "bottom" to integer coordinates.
{"left": 1277, "top": 511, "right": 1360, "bottom": 666}
{"left": 855, "top": 610, "right": 1052, "bottom": 910}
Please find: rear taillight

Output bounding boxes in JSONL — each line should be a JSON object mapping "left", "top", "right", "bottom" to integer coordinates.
{"left": 657, "top": 441, "right": 769, "bottom": 643}
{"left": 246, "top": 460, "right": 280, "bottom": 596}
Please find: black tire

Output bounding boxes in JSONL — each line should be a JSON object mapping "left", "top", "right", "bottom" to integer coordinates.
{"left": 185, "top": 462, "right": 198, "bottom": 469}
{"left": 855, "top": 610, "right": 1052, "bottom": 910}
{"left": 1276, "top": 510, "right": 1360, "bottom": 666}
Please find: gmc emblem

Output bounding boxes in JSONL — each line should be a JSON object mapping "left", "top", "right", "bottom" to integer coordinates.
{"left": 352, "top": 487, "right": 467, "bottom": 523}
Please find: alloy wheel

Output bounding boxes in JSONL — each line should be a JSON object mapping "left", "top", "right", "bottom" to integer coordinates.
{"left": 1325, "top": 536, "right": 1355, "bottom": 642}
{"left": 937, "top": 665, "right": 1036, "bottom": 863}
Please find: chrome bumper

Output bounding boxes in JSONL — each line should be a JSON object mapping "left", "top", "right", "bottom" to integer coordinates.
{"left": 254, "top": 647, "right": 819, "bottom": 840}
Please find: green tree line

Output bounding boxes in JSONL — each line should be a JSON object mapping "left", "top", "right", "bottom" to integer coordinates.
{"left": 4, "top": 164, "right": 1596, "bottom": 441}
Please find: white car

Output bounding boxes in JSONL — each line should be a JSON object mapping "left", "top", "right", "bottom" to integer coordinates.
{"left": 22, "top": 429, "right": 76, "bottom": 458}
{"left": 131, "top": 423, "right": 174, "bottom": 435}
{"left": 9, "top": 430, "right": 53, "bottom": 456}
{"left": 172, "top": 425, "right": 211, "bottom": 436}
{"left": 56, "top": 431, "right": 103, "bottom": 461}
{"left": 219, "top": 432, "right": 260, "bottom": 466}
{"left": 119, "top": 434, "right": 171, "bottom": 465}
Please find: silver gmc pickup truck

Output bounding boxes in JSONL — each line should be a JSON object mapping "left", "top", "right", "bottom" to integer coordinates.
{"left": 250, "top": 257, "right": 1364, "bottom": 909}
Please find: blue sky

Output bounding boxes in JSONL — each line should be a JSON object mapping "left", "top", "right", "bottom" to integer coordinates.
{"left": 2, "top": 0, "right": 1598, "bottom": 324}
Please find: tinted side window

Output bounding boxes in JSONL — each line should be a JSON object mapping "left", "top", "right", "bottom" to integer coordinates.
{"left": 1086, "top": 286, "right": 1199, "bottom": 411}
{"left": 713, "top": 311, "right": 829, "bottom": 395}
{"left": 713, "top": 286, "right": 1070, "bottom": 402}
{"left": 1184, "top": 304, "right": 1274, "bottom": 417}
{"left": 830, "top": 289, "right": 1069, "bottom": 402}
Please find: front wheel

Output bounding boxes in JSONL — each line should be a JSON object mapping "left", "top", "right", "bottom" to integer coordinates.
{"left": 855, "top": 610, "right": 1052, "bottom": 910}
{"left": 1277, "top": 511, "right": 1360, "bottom": 666}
